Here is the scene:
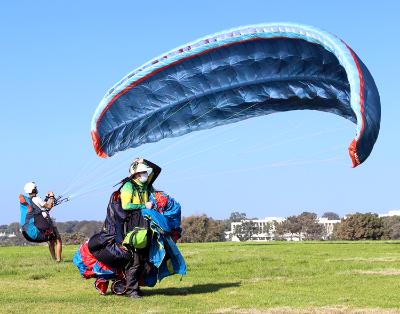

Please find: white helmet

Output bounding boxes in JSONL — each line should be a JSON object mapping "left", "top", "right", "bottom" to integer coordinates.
{"left": 129, "top": 162, "right": 152, "bottom": 176}
{"left": 24, "top": 182, "right": 37, "bottom": 194}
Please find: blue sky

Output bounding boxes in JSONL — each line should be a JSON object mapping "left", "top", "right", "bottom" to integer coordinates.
{"left": 1, "top": 0, "right": 399, "bottom": 224}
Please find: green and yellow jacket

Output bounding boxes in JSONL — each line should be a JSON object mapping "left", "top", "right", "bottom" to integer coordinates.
{"left": 120, "top": 160, "right": 161, "bottom": 211}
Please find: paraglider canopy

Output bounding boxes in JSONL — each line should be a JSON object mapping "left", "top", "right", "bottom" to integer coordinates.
{"left": 91, "top": 23, "right": 380, "bottom": 167}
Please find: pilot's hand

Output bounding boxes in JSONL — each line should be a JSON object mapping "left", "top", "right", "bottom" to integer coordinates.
{"left": 145, "top": 202, "right": 153, "bottom": 209}
{"left": 134, "top": 157, "right": 144, "bottom": 164}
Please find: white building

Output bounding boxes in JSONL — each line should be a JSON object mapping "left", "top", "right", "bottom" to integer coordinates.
{"left": 0, "top": 232, "right": 16, "bottom": 238}
{"left": 226, "top": 216, "right": 340, "bottom": 241}
{"left": 318, "top": 217, "right": 341, "bottom": 238}
{"left": 379, "top": 210, "right": 400, "bottom": 217}
{"left": 226, "top": 217, "right": 285, "bottom": 241}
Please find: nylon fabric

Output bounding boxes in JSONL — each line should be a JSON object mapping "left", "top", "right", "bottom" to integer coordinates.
{"left": 91, "top": 23, "right": 380, "bottom": 167}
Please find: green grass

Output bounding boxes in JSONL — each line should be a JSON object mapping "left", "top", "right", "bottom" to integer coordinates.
{"left": 1, "top": 242, "right": 400, "bottom": 313}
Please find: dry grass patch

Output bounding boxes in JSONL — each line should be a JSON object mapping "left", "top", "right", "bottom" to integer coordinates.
{"left": 327, "top": 257, "right": 400, "bottom": 263}
{"left": 350, "top": 269, "right": 400, "bottom": 276}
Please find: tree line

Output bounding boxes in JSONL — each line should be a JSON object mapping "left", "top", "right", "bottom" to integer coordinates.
{"left": 0, "top": 216, "right": 230, "bottom": 245}
{"left": 179, "top": 211, "right": 400, "bottom": 242}
{"left": 0, "top": 220, "right": 103, "bottom": 246}
{"left": 333, "top": 213, "right": 400, "bottom": 240}
{"left": 1, "top": 211, "right": 400, "bottom": 246}
{"left": 231, "top": 212, "right": 400, "bottom": 241}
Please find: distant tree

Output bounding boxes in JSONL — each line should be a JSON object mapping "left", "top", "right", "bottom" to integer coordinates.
{"left": 56, "top": 220, "right": 80, "bottom": 234}
{"left": 233, "top": 220, "right": 257, "bottom": 242}
{"left": 229, "top": 212, "right": 247, "bottom": 222}
{"left": 222, "top": 211, "right": 248, "bottom": 231}
{"left": 263, "top": 222, "right": 273, "bottom": 236}
{"left": 75, "top": 220, "right": 103, "bottom": 237}
{"left": 56, "top": 220, "right": 103, "bottom": 238}
{"left": 274, "top": 221, "right": 286, "bottom": 240}
{"left": 389, "top": 224, "right": 400, "bottom": 240}
{"left": 333, "top": 213, "right": 383, "bottom": 240}
{"left": 381, "top": 216, "right": 400, "bottom": 240}
{"left": 322, "top": 212, "right": 340, "bottom": 220}
{"left": 61, "top": 232, "right": 88, "bottom": 245}
{"left": 7, "top": 222, "right": 20, "bottom": 234}
{"left": 272, "top": 212, "right": 324, "bottom": 241}
{"left": 282, "top": 215, "right": 302, "bottom": 240}
{"left": 298, "top": 212, "right": 325, "bottom": 240}
{"left": 0, "top": 220, "right": 102, "bottom": 246}
{"left": 181, "top": 215, "right": 225, "bottom": 243}
{"left": 0, "top": 226, "right": 34, "bottom": 246}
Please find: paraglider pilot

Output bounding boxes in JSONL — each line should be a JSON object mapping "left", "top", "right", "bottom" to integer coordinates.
{"left": 73, "top": 157, "right": 186, "bottom": 297}
{"left": 120, "top": 158, "right": 161, "bottom": 298}
{"left": 19, "top": 182, "right": 63, "bottom": 262}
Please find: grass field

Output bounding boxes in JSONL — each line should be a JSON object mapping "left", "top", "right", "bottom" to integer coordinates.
{"left": 1, "top": 242, "right": 400, "bottom": 313}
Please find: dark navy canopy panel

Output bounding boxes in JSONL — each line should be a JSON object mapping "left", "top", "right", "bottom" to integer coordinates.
{"left": 91, "top": 23, "right": 380, "bottom": 167}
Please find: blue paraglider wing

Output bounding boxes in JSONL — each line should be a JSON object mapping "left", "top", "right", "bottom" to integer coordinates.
{"left": 91, "top": 23, "right": 380, "bottom": 167}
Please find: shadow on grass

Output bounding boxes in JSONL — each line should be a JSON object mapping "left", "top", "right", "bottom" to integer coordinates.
{"left": 144, "top": 282, "right": 241, "bottom": 296}
{"left": 29, "top": 273, "right": 53, "bottom": 280}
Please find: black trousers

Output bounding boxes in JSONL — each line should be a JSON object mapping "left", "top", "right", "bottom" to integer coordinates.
{"left": 123, "top": 211, "right": 150, "bottom": 294}
{"left": 125, "top": 250, "right": 146, "bottom": 294}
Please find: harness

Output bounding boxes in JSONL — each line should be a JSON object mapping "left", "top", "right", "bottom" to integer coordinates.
{"left": 19, "top": 194, "right": 55, "bottom": 240}
{"left": 19, "top": 195, "right": 40, "bottom": 224}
